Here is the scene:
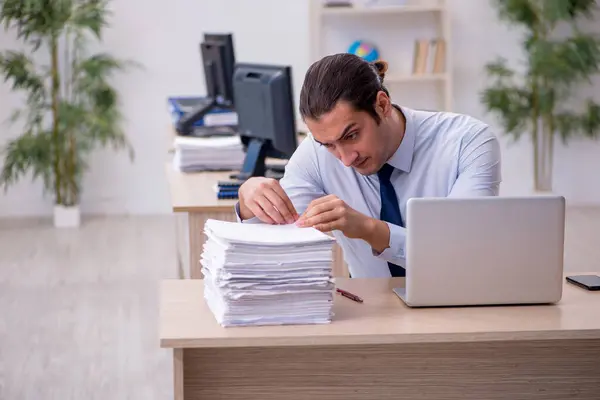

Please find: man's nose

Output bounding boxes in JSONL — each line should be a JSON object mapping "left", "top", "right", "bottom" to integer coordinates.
{"left": 339, "top": 148, "right": 358, "bottom": 167}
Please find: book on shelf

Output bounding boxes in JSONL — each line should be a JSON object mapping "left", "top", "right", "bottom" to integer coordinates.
{"left": 412, "top": 38, "right": 446, "bottom": 75}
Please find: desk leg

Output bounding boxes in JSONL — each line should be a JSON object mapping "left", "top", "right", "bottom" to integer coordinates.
{"left": 174, "top": 212, "right": 189, "bottom": 279}
{"left": 188, "top": 211, "right": 237, "bottom": 279}
{"left": 173, "top": 349, "right": 184, "bottom": 400}
{"left": 178, "top": 339, "right": 600, "bottom": 399}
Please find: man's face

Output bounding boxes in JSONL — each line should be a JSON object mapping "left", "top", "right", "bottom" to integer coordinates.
{"left": 305, "top": 95, "right": 393, "bottom": 176}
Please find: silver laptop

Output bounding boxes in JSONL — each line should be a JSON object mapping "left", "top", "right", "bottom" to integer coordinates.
{"left": 393, "top": 196, "right": 566, "bottom": 307}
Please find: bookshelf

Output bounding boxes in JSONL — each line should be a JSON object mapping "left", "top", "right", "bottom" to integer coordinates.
{"left": 309, "top": 0, "right": 453, "bottom": 111}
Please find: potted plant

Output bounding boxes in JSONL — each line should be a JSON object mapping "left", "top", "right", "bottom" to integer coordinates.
{"left": 481, "top": 0, "right": 600, "bottom": 192}
{"left": 0, "top": 0, "right": 136, "bottom": 227}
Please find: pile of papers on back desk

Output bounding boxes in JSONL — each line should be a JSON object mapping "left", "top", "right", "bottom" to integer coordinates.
{"left": 172, "top": 135, "right": 245, "bottom": 172}
{"left": 200, "top": 219, "right": 337, "bottom": 327}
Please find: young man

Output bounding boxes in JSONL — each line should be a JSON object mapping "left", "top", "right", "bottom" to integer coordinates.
{"left": 235, "top": 53, "right": 502, "bottom": 278}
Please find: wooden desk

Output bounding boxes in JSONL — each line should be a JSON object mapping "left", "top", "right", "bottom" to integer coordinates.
{"left": 165, "top": 159, "right": 349, "bottom": 279}
{"left": 160, "top": 276, "right": 600, "bottom": 399}
{"left": 166, "top": 165, "right": 239, "bottom": 279}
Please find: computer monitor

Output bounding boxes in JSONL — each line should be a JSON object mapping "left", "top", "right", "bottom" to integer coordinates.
{"left": 202, "top": 33, "right": 235, "bottom": 102}
{"left": 230, "top": 63, "right": 297, "bottom": 181}
{"left": 176, "top": 33, "right": 236, "bottom": 136}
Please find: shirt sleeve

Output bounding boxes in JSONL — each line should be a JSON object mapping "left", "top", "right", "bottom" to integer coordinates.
{"left": 372, "top": 126, "right": 501, "bottom": 266}
{"left": 371, "top": 222, "right": 407, "bottom": 267}
{"left": 448, "top": 126, "right": 502, "bottom": 197}
{"left": 234, "top": 135, "right": 327, "bottom": 223}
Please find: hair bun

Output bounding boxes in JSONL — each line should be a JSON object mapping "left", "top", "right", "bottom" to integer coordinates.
{"left": 373, "top": 60, "right": 388, "bottom": 81}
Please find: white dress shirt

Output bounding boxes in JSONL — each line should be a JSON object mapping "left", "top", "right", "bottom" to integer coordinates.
{"left": 236, "top": 105, "right": 502, "bottom": 278}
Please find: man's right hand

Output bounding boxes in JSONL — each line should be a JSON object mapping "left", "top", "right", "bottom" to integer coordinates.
{"left": 238, "top": 177, "right": 299, "bottom": 224}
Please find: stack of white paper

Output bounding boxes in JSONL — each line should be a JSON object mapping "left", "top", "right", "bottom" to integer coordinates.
{"left": 200, "top": 219, "right": 337, "bottom": 327}
{"left": 172, "top": 135, "right": 245, "bottom": 172}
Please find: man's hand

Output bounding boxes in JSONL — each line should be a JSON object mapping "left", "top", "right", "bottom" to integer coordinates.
{"left": 238, "top": 177, "right": 299, "bottom": 224}
{"left": 296, "top": 195, "right": 390, "bottom": 253}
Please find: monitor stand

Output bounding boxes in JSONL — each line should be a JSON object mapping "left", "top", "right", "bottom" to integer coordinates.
{"left": 175, "top": 97, "right": 234, "bottom": 136}
{"left": 229, "top": 138, "right": 269, "bottom": 181}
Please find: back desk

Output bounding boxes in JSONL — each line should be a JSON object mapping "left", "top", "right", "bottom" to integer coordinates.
{"left": 160, "top": 276, "right": 600, "bottom": 400}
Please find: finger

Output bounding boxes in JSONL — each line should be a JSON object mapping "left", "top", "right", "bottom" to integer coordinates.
{"left": 300, "top": 200, "right": 336, "bottom": 221}
{"left": 247, "top": 201, "right": 276, "bottom": 224}
{"left": 301, "top": 209, "right": 339, "bottom": 228}
{"left": 302, "top": 195, "right": 341, "bottom": 217}
{"left": 255, "top": 195, "right": 286, "bottom": 224}
{"left": 270, "top": 184, "right": 299, "bottom": 220}
{"left": 263, "top": 188, "right": 295, "bottom": 224}
{"left": 313, "top": 222, "right": 336, "bottom": 233}
{"left": 306, "top": 194, "right": 337, "bottom": 209}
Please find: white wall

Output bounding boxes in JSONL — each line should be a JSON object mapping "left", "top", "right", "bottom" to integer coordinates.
{"left": 1, "top": 0, "right": 599, "bottom": 217}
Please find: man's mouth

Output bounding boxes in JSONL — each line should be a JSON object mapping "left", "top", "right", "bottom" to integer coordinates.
{"left": 354, "top": 158, "right": 368, "bottom": 168}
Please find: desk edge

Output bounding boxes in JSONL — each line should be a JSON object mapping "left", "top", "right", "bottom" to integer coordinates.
{"left": 160, "top": 329, "right": 600, "bottom": 349}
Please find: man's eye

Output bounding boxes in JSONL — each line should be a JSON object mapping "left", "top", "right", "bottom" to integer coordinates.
{"left": 347, "top": 132, "right": 358, "bottom": 140}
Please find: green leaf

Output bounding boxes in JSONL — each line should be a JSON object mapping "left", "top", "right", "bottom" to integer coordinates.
{"left": 69, "top": 0, "right": 110, "bottom": 39}
{"left": 527, "top": 35, "right": 600, "bottom": 85}
{"left": 480, "top": 84, "right": 532, "bottom": 139}
{"left": 484, "top": 58, "right": 516, "bottom": 79}
{"left": 541, "top": 0, "right": 575, "bottom": 25}
{"left": 0, "top": 50, "right": 48, "bottom": 131}
{"left": 75, "top": 53, "right": 126, "bottom": 80}
{"left": 0, "top": 130, "right": 55, "bottom": 193}
{"left": 566, "top": 0, "right": 598, "bottom": 19}
{"left": 580, "top": 99, "right": 600, "bottom": 138}
{"left": 492, "top": 0, "right": 539, "bottom": 27}
{"left": 0, "top": 0, "right": 74, "bottom": 46}
{"left": 554, "top": 111, "right": 582, "bottom": 144}
{"left": 0, "top": 50, "right": 46, "bottom": 102}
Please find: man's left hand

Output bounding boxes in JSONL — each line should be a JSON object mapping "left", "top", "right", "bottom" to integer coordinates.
{"left": 296, "top": 195, "right": 370, "bottom": 239}
{"left": 297, "top": 195, "right": 392, "bottom": 253}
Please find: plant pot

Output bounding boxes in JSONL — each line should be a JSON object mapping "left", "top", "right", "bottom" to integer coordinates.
{"left": 54, "top": 204, "right": 81, "bottom": 228}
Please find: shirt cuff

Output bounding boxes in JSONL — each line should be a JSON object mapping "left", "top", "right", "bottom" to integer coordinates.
{"left": 371, "top": 222, "right": 407, "bottom": 266}
{"left": 234, "top": 202, "right": 262, "bottom": 224}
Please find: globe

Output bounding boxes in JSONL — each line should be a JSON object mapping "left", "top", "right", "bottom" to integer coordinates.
{"left": 348, "top": 40, "right": 379, "bottom": 62}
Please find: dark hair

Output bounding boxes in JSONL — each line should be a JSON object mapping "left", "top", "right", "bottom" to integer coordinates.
{"left": 299, "top": 53, "right": 389, "bottom": 124}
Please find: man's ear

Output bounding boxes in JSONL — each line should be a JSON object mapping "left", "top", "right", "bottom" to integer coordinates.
{"left": 375, "top": 91, "right": 392, "bottom": 118}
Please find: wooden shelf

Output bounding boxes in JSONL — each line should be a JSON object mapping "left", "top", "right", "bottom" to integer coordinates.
{"left": 385, "top": 73, "right": 448, "bottom": 83}
{"left": 310, "top": 0, "right": 453, "bottom": 111}
{"left": 321, "top": 4, "right": 444, "bottom": 16}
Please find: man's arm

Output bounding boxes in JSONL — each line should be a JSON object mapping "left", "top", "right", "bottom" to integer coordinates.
{"left": 372, "top": 127, "right": 502, "bottom": 265}
{"left": 448, "top": 127, "right": 502, "bottom": 197}
{"left": 234, "top": 136, "right": 326, "bottom": 223}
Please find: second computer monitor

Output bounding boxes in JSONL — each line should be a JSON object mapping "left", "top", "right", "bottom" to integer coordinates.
{"left": 231, "top": 63, "right": 297, "bottom": 181}
{"left": 176, "top": 33, "right": 236, "bottom": 136}
{"left": 201, "top": 33, "right": 235, "bottom": 106}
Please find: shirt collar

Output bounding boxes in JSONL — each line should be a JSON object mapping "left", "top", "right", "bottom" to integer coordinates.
{"left": 385, "top": 104, "right": 415, "bottom": 173}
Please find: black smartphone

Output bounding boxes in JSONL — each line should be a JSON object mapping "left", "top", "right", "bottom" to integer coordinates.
{"left": 566, "top": 275, "right": 600, "bottom": 291}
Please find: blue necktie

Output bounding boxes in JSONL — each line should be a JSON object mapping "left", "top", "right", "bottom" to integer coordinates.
{"left": 378, "top": 163, "right": 406, "bottom": 277}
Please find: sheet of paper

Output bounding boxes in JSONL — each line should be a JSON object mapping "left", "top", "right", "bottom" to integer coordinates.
{"left": 204, "top": 219, "right": 336, "bottom": 246}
